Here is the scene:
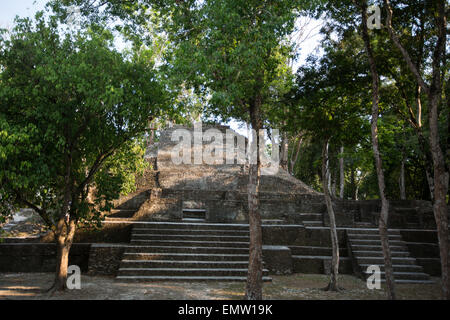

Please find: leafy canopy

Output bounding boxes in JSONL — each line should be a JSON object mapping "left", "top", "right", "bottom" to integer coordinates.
{"left": 0, "top": 13, "right": 166, "bottom": 228}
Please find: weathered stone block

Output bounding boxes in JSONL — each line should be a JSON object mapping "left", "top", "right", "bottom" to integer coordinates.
{"left": 133, "top": 197, "right": 182, "bottom": 221}
{"left": 87, "top": 244, "right": 126, "bottom": 275}
{"left": 262, "top": 245, "right": 293, "bottom": 275}
{"left": 206, "top": 200, "right": 246, "bottom": 222}
{"left": 323, "top": 257, "right": 353, "bottom": 275}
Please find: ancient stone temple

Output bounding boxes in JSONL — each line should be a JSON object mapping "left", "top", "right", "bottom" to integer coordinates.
{"left": 0, "top": 124, "right": 444, "bottom": 284}
{"left": 129, "top": 123, "right": 322, "bottom": 223}
{"left": 98, "top": 124, "right": 438, "bottom": 283}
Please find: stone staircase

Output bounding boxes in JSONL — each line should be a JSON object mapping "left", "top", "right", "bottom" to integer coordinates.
{"left": 182, "top": 209, "right": 206, "bottom": 221}
{"left": 116, "top": 221, "right": 272, "bottom": 282}
{"left": 298, "top": 213, "right": 323, "bottom": 227}
{"left": 347, "top": 228, "right": 433, "bottom": 284}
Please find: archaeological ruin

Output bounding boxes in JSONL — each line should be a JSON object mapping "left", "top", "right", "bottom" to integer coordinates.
{"left": 0, "top": 124, "right": 446, "bottom": 284}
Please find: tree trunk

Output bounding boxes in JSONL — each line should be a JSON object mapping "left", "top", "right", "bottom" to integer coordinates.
{"left": 429, "top": 93, "right": 449, "bottom": 299}
{"left": 399, "top": 153, "right": 406, "bottom": 200}
{"left": 327, "top": 167, "right": 333, "bottom": 198}
{"left": 289, "top": 135, "right": 303, "bottom": 175}
{"left": 339, "top": 146, "right": 345, "bottom": 200}
{"left": 280, "top": 132, "right": 288, "bottom": 171}
{"left": 331, "top": 166, "right": 337, "bottom": 198}
{"left": 359, "top": 0, "right": 396, "bottom": 299}
{"left": 52, "top": 216, "right": 77, "bottom": 291}
{"left": 351, "top": 167, "right": 357, "bottom": 200}
{"left": 322, "top": 139, "right": 340, "bottom": 291}
{"left": 245, "top": 97, "right": 263, "bottom": 300}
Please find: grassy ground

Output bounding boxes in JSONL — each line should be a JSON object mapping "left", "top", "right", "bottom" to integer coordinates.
{"left": 0, "top": 273, "right": 442, "bottom": 300}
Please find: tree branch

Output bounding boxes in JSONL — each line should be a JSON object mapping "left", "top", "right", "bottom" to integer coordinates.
{"left": 13, "top": 191, "right": 54, "bottom": 230}
{"left": 383, "top": 0, "right": 430, "bottom": 95}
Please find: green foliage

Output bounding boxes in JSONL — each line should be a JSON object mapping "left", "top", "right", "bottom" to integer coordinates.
{"left": 0, "top": 13, "right": 166, "bottom": 229}
{"left": 52, "top": 0, "right": 326, "bottom": 125}
{"left": 288, "top": 0, "right": 446, "bottom": 200}
{"left": 1, "top": 0, "right": 442, "bottom": 206}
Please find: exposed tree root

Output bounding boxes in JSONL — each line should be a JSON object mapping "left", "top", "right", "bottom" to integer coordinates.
{"left": 321, "top": 282, "right": 345, "bottom": 292}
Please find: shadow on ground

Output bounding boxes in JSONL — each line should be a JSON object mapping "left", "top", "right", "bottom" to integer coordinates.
{"left": 0, "top": 273, "right": 442, "bottom": 300}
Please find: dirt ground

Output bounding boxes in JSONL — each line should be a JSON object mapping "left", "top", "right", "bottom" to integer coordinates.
{"left": 0, "top": 273, "right": 443, "bottom": 300}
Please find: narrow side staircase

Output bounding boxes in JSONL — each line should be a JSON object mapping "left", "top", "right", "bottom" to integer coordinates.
{"left": 347, "top": 228, "right": 433, "bottom": 284}
{"left": 116, "top": 221, "right": 272, "bottom": 282}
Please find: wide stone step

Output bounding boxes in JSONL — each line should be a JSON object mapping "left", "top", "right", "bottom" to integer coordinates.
{"left": 182, "top": 218, "right": 206, "bottom": 222}
{"left": 362, "top": 271, "right": 430, "bottom": 281}
{"left": 132, "top": 228, "right": 250, "bottom": 236}
{"left": 352, "top": 250, "right": 410, "bottom": 258}
{"left": 261, "top": 219, "right": 285, "bottom": 225}
{"left": 303, "top": 221, "right": 323, "bottom": 226}
{"left": 116, "top": 275, "right": 273, "bottom": 282}
{"left": 182, "top": 209, "right": 206, "bottom": 220}
{"left": 130, "top": 239, "right": 250, "bottom": 248}
{"left": 131, "top": 234, "right": 249, "bottom": 242}
{"left": 120, "top": 260, "right": 250, "bottom": 269}
{"left": 107, "top": 209, "right": 136, "bottom": 218}
{"left": 289, "top": 246, "right": 347, "bottom": 256}
{"left": 105, "top": 217, "right": 132, "bottom": 221}
{"left": 350, "top": 239, "right": 406, "bottom": 246}
{"left": 117, "top": 268, "right": 269, "bottom": 277}
{"left": 348, "top": 233, "right": 402, "bottom": 240}
{"left": 359, "top": 264, "right": 424, "bottom": 273}
{"left": 350, "top": 244, "right": 408, "bottom": 252}
{"left": 123, "top": 252, "right": 249, "bottom": 261}
{"left": 345, "top": 228, "right": 401, "bottom": 235}
{"left": 132, "top": 221, "right": 250, "bottom": 231}
{"left": 123, "top": 245, "right": 249, "bottom": 254}
{"left": 356, "top": 256, "right": 417, "bottom": 265}
{"left": 353, "top": 222, "right": 375, "bottom": 228}
{"left": 379, "top": 279, "right": 435, "bottom": 284}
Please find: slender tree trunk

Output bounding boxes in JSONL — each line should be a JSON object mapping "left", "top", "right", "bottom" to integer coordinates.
{"left": 339, "top": 146, "right": 345, "bottom": 199}
{"left": 280, "top": 132, "right": 288, "bottom": 171}
{"left": 359, "top": 0, "right": 396, "bottom": 299}
{"left": 446, "top": 81, "right": 450, "bottom": 203}
{"left": 412, "top": 87, "right": 434, "bottom": 200}
{"left": 399, "top": 152, "right": 406, "bottom": 200}
{"left": 331, "top": 166, "right": 337, "bottom": 198}
{"left": 322, "top": 138, "right": 340, "bottom": 291}
{"left": 327, "top": 167, "right": 333, "bottom": 198}
{"left": 289, "top": 135, "right": 303, "bottom": 175}
{"left": 416, "top": 86, "right": 422, "bottom": 128}
{"left": 245, "top": 96, "right": 263, "bottom": 300}
{"left": 351, "top": 167, "right": 356, "bottom": 200}
{"left": 429, "top": 93, "right": 449, "bottom": 299}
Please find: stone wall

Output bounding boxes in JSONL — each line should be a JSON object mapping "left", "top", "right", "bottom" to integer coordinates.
{"left": 293, "top": 257, "right": 353, "bottom": 275}
{"left": 262, "top": 225, "right": 347, "bottom": 248}
{"left": 328, "top": 199, "right": 436, "bottom": 228}
{"left": 87, "top": 244, "right": 127, "bottom": 275}
{"left": 40, "top": 222, "right": 133, "bottom": 243}
{"left": 0, "top": 243, "right": 90, "bottom": 272}
{"left": 262, "top": 246, "right": 293, "bottom": 275}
